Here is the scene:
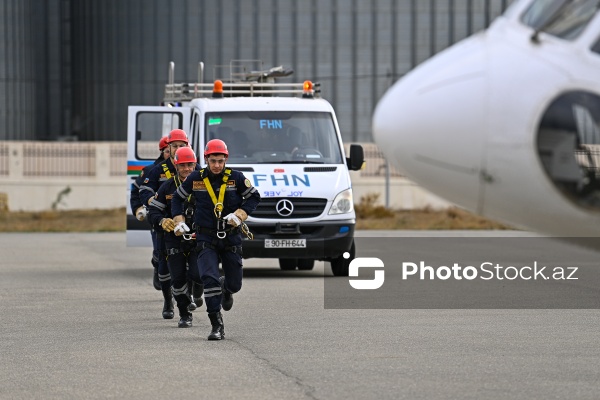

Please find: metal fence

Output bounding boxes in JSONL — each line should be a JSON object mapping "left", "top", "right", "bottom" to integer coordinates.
{"left": 22, "top": 143, "right": 96, "bottom": 177}
{"left": 0, "top": 142, "right": 125, "bottom": 178}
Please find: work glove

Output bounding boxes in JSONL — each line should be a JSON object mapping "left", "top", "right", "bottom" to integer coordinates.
{"left": 135, "top": 206, "right": 147, "bottom": 221}
{"left": 223, "top": 213, "right": 242, "bottom": 227}
{"left": 160, "top": 218, "right": 176, "bottom": 232}
{"left": 234, "top": 209, "right": 248, "bottom": 222}
{"left": 174, "top": 221, "right": 191, "bottom": 236}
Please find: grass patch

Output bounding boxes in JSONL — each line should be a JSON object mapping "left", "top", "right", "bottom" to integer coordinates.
{"left": 0, "top": 208, "right": 126, "bottom": 232}
{"left": 354, "top": 193, "right": 511, "bottom": 230}
{"left": 0, "top": 197, "right": 511, "bottom": 232}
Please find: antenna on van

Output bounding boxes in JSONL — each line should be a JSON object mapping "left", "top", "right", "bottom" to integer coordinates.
{"left": 168, "top": 62, "right": 175, "bottom": 86}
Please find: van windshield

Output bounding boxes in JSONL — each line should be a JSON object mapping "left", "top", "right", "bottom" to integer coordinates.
{"left": 204, "top": 111, "right": 344, "bottom": 164}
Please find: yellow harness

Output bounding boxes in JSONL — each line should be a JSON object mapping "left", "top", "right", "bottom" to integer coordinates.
{"left": 201, "top": 168, "right": 253, "bottom": 240}
{"left": 202, "top": 168, "right": 231, "bottom": 219}
{"left": 162, "top": 162, "right": 172, "bottom": 179}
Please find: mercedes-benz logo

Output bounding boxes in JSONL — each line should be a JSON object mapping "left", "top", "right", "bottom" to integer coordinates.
{"left": 275, "top": 199, "right": 294, "bottom": 217}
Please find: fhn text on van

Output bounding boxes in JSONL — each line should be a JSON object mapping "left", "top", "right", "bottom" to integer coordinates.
{"left": 402, "top": 261, "right": 578, "bottom": 281}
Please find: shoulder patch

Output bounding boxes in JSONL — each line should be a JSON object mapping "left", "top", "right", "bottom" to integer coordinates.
{"left": 192, "top": 181, "right": 206, "bottom": 190}
{"left": 143, "top": 178, "right": 149, "bottom": 184}
{"left": 244, "top": 179, "right": 251, "bottom": 188}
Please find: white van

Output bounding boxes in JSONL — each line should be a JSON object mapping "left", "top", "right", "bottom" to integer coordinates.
{"left": 126, "top": 62, "right": 364, "bottom": 276}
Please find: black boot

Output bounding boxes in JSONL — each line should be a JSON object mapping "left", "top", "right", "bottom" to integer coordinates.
{"left": 220, "top": 276, "right": 233, "bottom": 311}
{"left": 152, "top": 259, "right": 161, "bottom": 291}
{"left": 178, "top": 313, "right": 193, "bottom": 328}
{"left": 174, "top": 292, "right": 192, "bottom": 327}
{"left": 207, "top": 312, "right": 224, "bottom": 340}
{"left": 162, "top": 288, "right": 174, "bottom": 319}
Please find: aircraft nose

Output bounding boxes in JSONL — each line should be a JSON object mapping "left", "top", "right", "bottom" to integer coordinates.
{"left": 372, "top": 35, "right": 489, "bottom": 210}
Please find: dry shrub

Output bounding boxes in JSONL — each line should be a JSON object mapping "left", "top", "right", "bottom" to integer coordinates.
{"left": 355, "top": 193, "right": 395, "bottom": 219}
{"left": 33, "top": 211, "right": 59, "bottom": 220}
{"left": 446, "top": 207, "right": 459, "bottom": 219}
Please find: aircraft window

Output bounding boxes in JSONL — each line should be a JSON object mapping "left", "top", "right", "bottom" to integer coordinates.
{"left": 536, "top": 91, "right": 600, "bottom": 210}
{"left": 521, "top": 0, "right": 599, "bottom": 41}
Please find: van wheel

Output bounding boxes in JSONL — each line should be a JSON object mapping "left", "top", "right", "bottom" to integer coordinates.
{"left": 279, "top": 258, "right": 297, "bottom": 270}
{"left": 297, "top": 259, "right": 315, "bottom": 270}
{"left": 330, "top": 240, "right": 355, "bottom": 276}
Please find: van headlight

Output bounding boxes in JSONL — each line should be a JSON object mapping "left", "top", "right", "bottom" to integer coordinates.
{"left": 329, "top": 189, "right": 354, "bottom": 215}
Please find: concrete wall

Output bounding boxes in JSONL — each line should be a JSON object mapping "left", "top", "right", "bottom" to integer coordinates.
{"left": 0, "top": 141, "right": 453, "bottom": 212}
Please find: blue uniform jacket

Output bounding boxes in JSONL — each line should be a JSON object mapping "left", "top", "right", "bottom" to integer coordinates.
{"left": 171, "top": 168, "right": 260, "bottom": 245}
{"left": 139, "top": 157, "right": 177, "bottom": 207}
{"left": 147, "top": 167, "right": 201, "bottom": 249}
{"left": 129, "top": 155, "right": 164, "bottom": 215}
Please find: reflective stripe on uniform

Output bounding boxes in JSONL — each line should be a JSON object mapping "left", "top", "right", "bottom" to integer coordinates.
{"left": 149, "top": 198, "right": 166, "bottom": 210}
{"left": 203, "top": 286, "right": 222, "bottom": 298}
{"left": 139, "top": 185, "right": 156, "bottom": 195}
{"left": 242, "top": 186, "right": 257, "bottom": 199}
{"left": 176, "top": 185, "right": 190, "bottom": 199}
{"left": 158, "top": 272, "right": 171, "bottom": 282}
{"left": 172, "top": 283, "right": 188, "bottom": 297}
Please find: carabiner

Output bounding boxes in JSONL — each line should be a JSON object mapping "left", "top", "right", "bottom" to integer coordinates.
{"left": 241, "top": 223, "right": 254, "bottom": 240}
{"left": 213, "top": 202, "right": 224, "bottom": 219}
{"left": 217, "top": 231, "right": 226, "bottom": 239}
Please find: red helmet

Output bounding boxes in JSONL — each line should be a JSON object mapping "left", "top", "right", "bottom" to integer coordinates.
{"left": 204, "top": 139, "right": 229, "bottom": 157}
{"left": 174, "top": 147, "right": 197, "bottom": 164}
{"left": 158, "top": 136, "right": 169, "bottom": 150}
{"left": 166, "top": 129, "right": 189, "bottom": 144}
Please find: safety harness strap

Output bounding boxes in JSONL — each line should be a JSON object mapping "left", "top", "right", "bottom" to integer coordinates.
{"left": 162, "top": 162, "right": 172, "bottom": 180}
{"left": 203, "top": 168, "right": 231, "bottom": 213}
{"left": 196, "top": 241, "right": 243, "bottom": 255}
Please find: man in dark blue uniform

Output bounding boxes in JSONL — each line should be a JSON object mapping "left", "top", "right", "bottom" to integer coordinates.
{"left": 139, "top": 128, "right": 189, "bottom": 319}
{"left": 171, "top": 139, "right": 260, "bottom": 340}
{"left": 148, "top": 147, "right": 203, "bottom": 328}
{"left": 130, "top": 136, "right": 170, "bottom": 291}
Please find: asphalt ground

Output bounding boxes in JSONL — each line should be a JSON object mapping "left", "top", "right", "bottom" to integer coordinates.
{"left": 1, "top": 232, "right": 599, "bottom": 399}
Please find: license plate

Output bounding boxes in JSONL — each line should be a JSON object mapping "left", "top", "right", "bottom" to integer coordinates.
{"left": 264, "top": 239, "right": 306, "bottom": 248}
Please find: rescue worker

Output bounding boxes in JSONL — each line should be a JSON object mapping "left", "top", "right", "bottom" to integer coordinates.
{"left": 171, "top": 139, "right": 260, "bottom": 340}
{"left": 148, "top": 147, "right": 204, "bottom": 328}
{"left": 139, "top": 128, "right": 189, "bottom": 319}
{"left": 130, "top": 136, "right": 170, "bottom": 290}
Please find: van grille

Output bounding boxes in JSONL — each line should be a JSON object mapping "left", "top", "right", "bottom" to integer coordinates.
{"left": 252, "top": 197, "right": 328, "bottom": 219}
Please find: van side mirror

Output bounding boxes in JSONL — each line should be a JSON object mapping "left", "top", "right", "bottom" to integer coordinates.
{"left": 346, "top": 144, "right": 364, "bottom": 171}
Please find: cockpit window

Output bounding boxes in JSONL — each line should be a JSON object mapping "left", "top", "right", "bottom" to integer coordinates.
{"left": 521, "top": 0, "right": 599, "bottom": 40}
{"left": 536, "top": 91, "right": 600, "bottom": 210}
